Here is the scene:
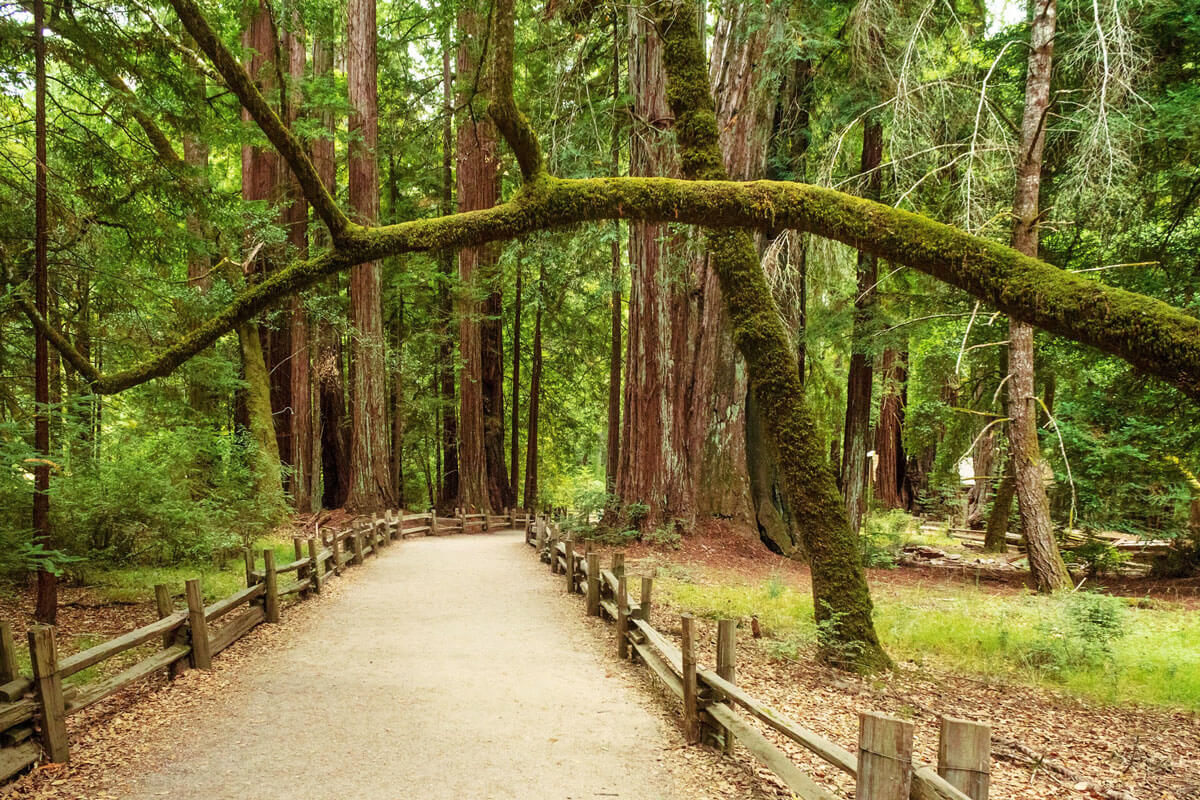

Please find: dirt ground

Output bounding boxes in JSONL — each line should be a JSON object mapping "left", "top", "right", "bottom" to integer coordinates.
{"left": 606, "top": 523, "right": 1200, "bottom": 800}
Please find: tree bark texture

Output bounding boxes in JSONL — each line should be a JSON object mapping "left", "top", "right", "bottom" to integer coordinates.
{"left": 1009, "top": 0, "right": 1070, "bottom": 592}
{"left": 873, "top": 349, "right": 909, "bottom": 510}
{"left": 33, "top": 0, "right": 56, "bottom": 624}
{"left": 510, "top": 266, "right": 522, "bottom": 502}
{"left": 606, "top": 10, "right": 622, "bottom": 496}
{"left": 437, "top": 29, "right": 459, "bottom": 512}
{"left": 345, "top": 0, "right": 395, "bottom": 511}
{"left": 310, "top": 31, "right": 350, "bottom": 509}
{"left": 841, "top": 115, "right": 883, "bottom": 533}
{"left": 524, "top": 264, "right": 544, "bottom": 510}
{"left": 456, "top": 0, "right": 499, "bottom": 511}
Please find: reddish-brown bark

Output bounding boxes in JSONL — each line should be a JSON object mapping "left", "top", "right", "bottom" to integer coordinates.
{"left": 455, "top": 1, "right": 499, "bottom": 511}
{"left": 873, "top": 349, "right": 910, "bottom": 510}
{"left": 524, "top": 263, "right": 545, "bottom": 510}
{"left": 437, "top": 29, "right": 459, "bottom": 511}
{"left": 345, "top": 0, "right": 395, "bottom": 511}
{"left": 311, "top": 32, "right": 350, "bottom": 509}
{"left": 841, "top": 116, "right": 883, "bottom": 533}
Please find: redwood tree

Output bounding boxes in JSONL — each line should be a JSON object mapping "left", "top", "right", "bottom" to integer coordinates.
{"left": 345, "top": 0, "right": 395, "bottom": 511}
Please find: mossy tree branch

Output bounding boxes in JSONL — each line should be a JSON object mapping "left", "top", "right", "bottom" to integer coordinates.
{"left": 488, "top": 0, "right": 545, "bottom": 180}
{"left": 17, "top": 174, "right": 1200, "bottom": 398}
{"left": 165, "top": 0, "right": 350, "bottom": 239}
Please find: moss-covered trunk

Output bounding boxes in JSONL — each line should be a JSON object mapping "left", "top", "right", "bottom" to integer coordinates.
{"left": 237, "top": 321, "right": 285, "bottom": 509}
{"left": 654, "top": 1, "right": 889, "bottom": 671}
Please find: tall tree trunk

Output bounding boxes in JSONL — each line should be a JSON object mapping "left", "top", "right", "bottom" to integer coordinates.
{"left": 437, "top": 29, "right": 459, "bottom": 511}
{"left": 456, "top": 1, "right": 499, "bottom": 511}
{"left": 283, "top": 18, "right": 314, "bottom": 512}
{"left": 33, "top": 0, "right": 56, "bottom": 624}
{"left": 482, "top": 288, "right": 510, "bottom": 511}
{"left": 239, "top": 0, "right": 286, "bottom": 505}
{"left": 985, "top": 456, "right": 1015, "bottom": 551}
{"left": 619, "top": 3, "right": 769, "bottom": 532}
{"left": 966, "top": 377, "right": 996, "bottom": 527}
{"left": 1009, "top": 0, "right": 1070, "bottom": 592}
{"left": 605, "top": 10, "right": 622, "bottom": 498}
{"left": 873, "top": 349, "right": 909, "bottom": 509}
{"left": 524, "top": 262, "right": 544, "bottom": 510}
{"left": 509, "top": 265, "right": 521, "bottom": 504}
{"left": 311, "top": 31, "right": 350, "bottom": 509}
{"left": 841, "top": 115, "right": 883, "bottom": 533}
{"left": 392, "top": 296, "right": 406, "bottom": 508}
{"left": 345, "top": 0, "right": 394, "bottom": 511}
{"left": 241, "top": 0, "right": 292, "bottom": 480}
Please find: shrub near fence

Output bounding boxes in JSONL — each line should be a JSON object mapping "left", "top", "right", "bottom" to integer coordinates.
{"left": 0, "top": 507, "right": 531, "bottom": 783}
{"left": 525, "top": 515, "right": 993, "bottom": 800}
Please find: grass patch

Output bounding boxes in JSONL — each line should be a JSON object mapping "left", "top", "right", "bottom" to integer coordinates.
{"left": 83, "top": 537, "right": 296, "bottom": 605}
{"left": 658, "top": 567, "right": 1200, "bottom": 712}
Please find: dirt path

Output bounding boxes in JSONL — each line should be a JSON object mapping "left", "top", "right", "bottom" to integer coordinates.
{"left": 40, "top": 531, "right": 751, "bottom": 800}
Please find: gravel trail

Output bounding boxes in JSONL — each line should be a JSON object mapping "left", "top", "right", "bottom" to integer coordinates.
{"left": 109, "top": 531, "right": 685, "bottom": 799}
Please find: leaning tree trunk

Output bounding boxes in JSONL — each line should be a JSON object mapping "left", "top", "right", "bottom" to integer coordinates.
{"left": 1009, "top": 0, "right": 1071, "bottom": 592}
{"left": 841, "top": 115, "right": 883, "bottom": 533}
{"left": 655, "top": 0, "right": 889, "bottom": 671}
{"left": 455, "top": 0, "right": 498, "bottom": 512}
{"left": 32, "top": 0, "right": 55, "bottom": 623}
{"left": 345, "top": 0, "right": 395, "bottom": 511}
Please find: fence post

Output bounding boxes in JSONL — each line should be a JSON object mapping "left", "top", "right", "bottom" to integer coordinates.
{"left": 616, "top": 573, "right": 630, "bottom": 659}
{"left": 307, "top": 537, "right": 322, "bottom": 594}
{"left": 483, "top": 510, "right": 489, "bottom": 532}
{"left": 154, "top": 584, "right": 186, "bottom": 679}
{"left": 938, "top": 717, "right": 990, "bottom": 800}
{"left": 0, "top": 621, "right": 18, "bottom": 684}
{"left": 611, "top": 551, "right": 625, "bottom": 579}
{"left": 565, "top": 539, "right": 576, "bottom": 593}
{"left": 681, "top": 614, "right": 700, "bottom": 744}
{"left": 857, "top": 712, "right": 914, "bottom": 800}
{"left": 639, "top": 576, "right": 653, "bottom": 621}
{"left": 293, "top": 537, "right": 309, "bottom": 598}
{"left": 262, "top": 550, "right": 280, "bottom": 624}
{"left": 330, "top": 531, "right": 342, "bottom": 575}
{"left": 184, "top": 578, "right": 213, "bottom": 668}
{"left": 351, "top": 528, "right": 365, "bottom": 565}
{"left": 586, "top": 553, "right": 601, "bottom": 616}
{"left": 430, "top": 510, "right": 439, "bottom": 536}
{"left": 27, "top": 626, "right": 68, "bottom": 763}
{"left": 243, "top": 547, "right": 257, "bottom": 586}
{"left": 459, "top": 507, "right": 466, "bottom": 532}
{"left": 716, "top": 618, "right": 737, "bottom": 753}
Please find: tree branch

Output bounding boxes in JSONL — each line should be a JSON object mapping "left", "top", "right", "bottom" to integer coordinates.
{"left": 17, "top": 174, "right": 1200, "bottom": 400}
{"left": 165, "top": 0, "right": 350, "bottom": 239}
{"left": 488, "top": 0, "right": 545, "bottom": 181}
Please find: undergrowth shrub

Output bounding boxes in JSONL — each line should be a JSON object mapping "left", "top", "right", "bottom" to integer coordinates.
{"left": 1022, "top": 591, "right": 1128, "bottom": 679}
{"left": 1065, "top": 536, "right": 1129, "bottom": 577}
{"left": 860, "top": 510, "right": 918, "bottom": 568}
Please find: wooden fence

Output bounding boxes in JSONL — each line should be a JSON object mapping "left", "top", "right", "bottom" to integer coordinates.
{"left": 0, "top": 507, "right": 531, "bottom": 783}
{"left": 525, "top": 516, "right": 992, "bottom": 800}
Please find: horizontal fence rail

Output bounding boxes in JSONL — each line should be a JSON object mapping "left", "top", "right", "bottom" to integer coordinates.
{"left": 0, "top": 506, "right": 533, "bottom": 783}
{"left": 526, "top": 515, "right": 992, "bottom": 800}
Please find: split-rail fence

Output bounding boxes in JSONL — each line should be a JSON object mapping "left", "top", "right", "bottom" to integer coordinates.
{"left": 0, "top": 506, "right": 529, "bottom": 783}
{"left": 526, "top": 515, "right": 992, "bottom": 800}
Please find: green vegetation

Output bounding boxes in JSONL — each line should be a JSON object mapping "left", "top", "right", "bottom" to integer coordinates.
{"left": 662, "top": 568, "right": 1200, "bottom": 711}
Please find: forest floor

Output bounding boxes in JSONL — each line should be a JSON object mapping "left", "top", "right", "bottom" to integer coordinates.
{"left": 600, "top": 523, "right": 1200, "bottom": 800}
{"left": 1, "top": 531, "right": 777, "bottom": 800}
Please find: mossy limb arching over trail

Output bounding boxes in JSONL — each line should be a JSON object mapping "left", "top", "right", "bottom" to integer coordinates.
{"left": 24, "top": 176, "right": 1200, "bottom": 402}
{"left": 14, "top": 0, "right": 1200, "bottom": 667}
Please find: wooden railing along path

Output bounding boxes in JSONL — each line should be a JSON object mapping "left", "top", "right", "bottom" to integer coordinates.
{"left": 0, "top": 507, "right": 531, "bottom": 782}
{"left": 525, "top": 516, "right": 992, "bottom": 800}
